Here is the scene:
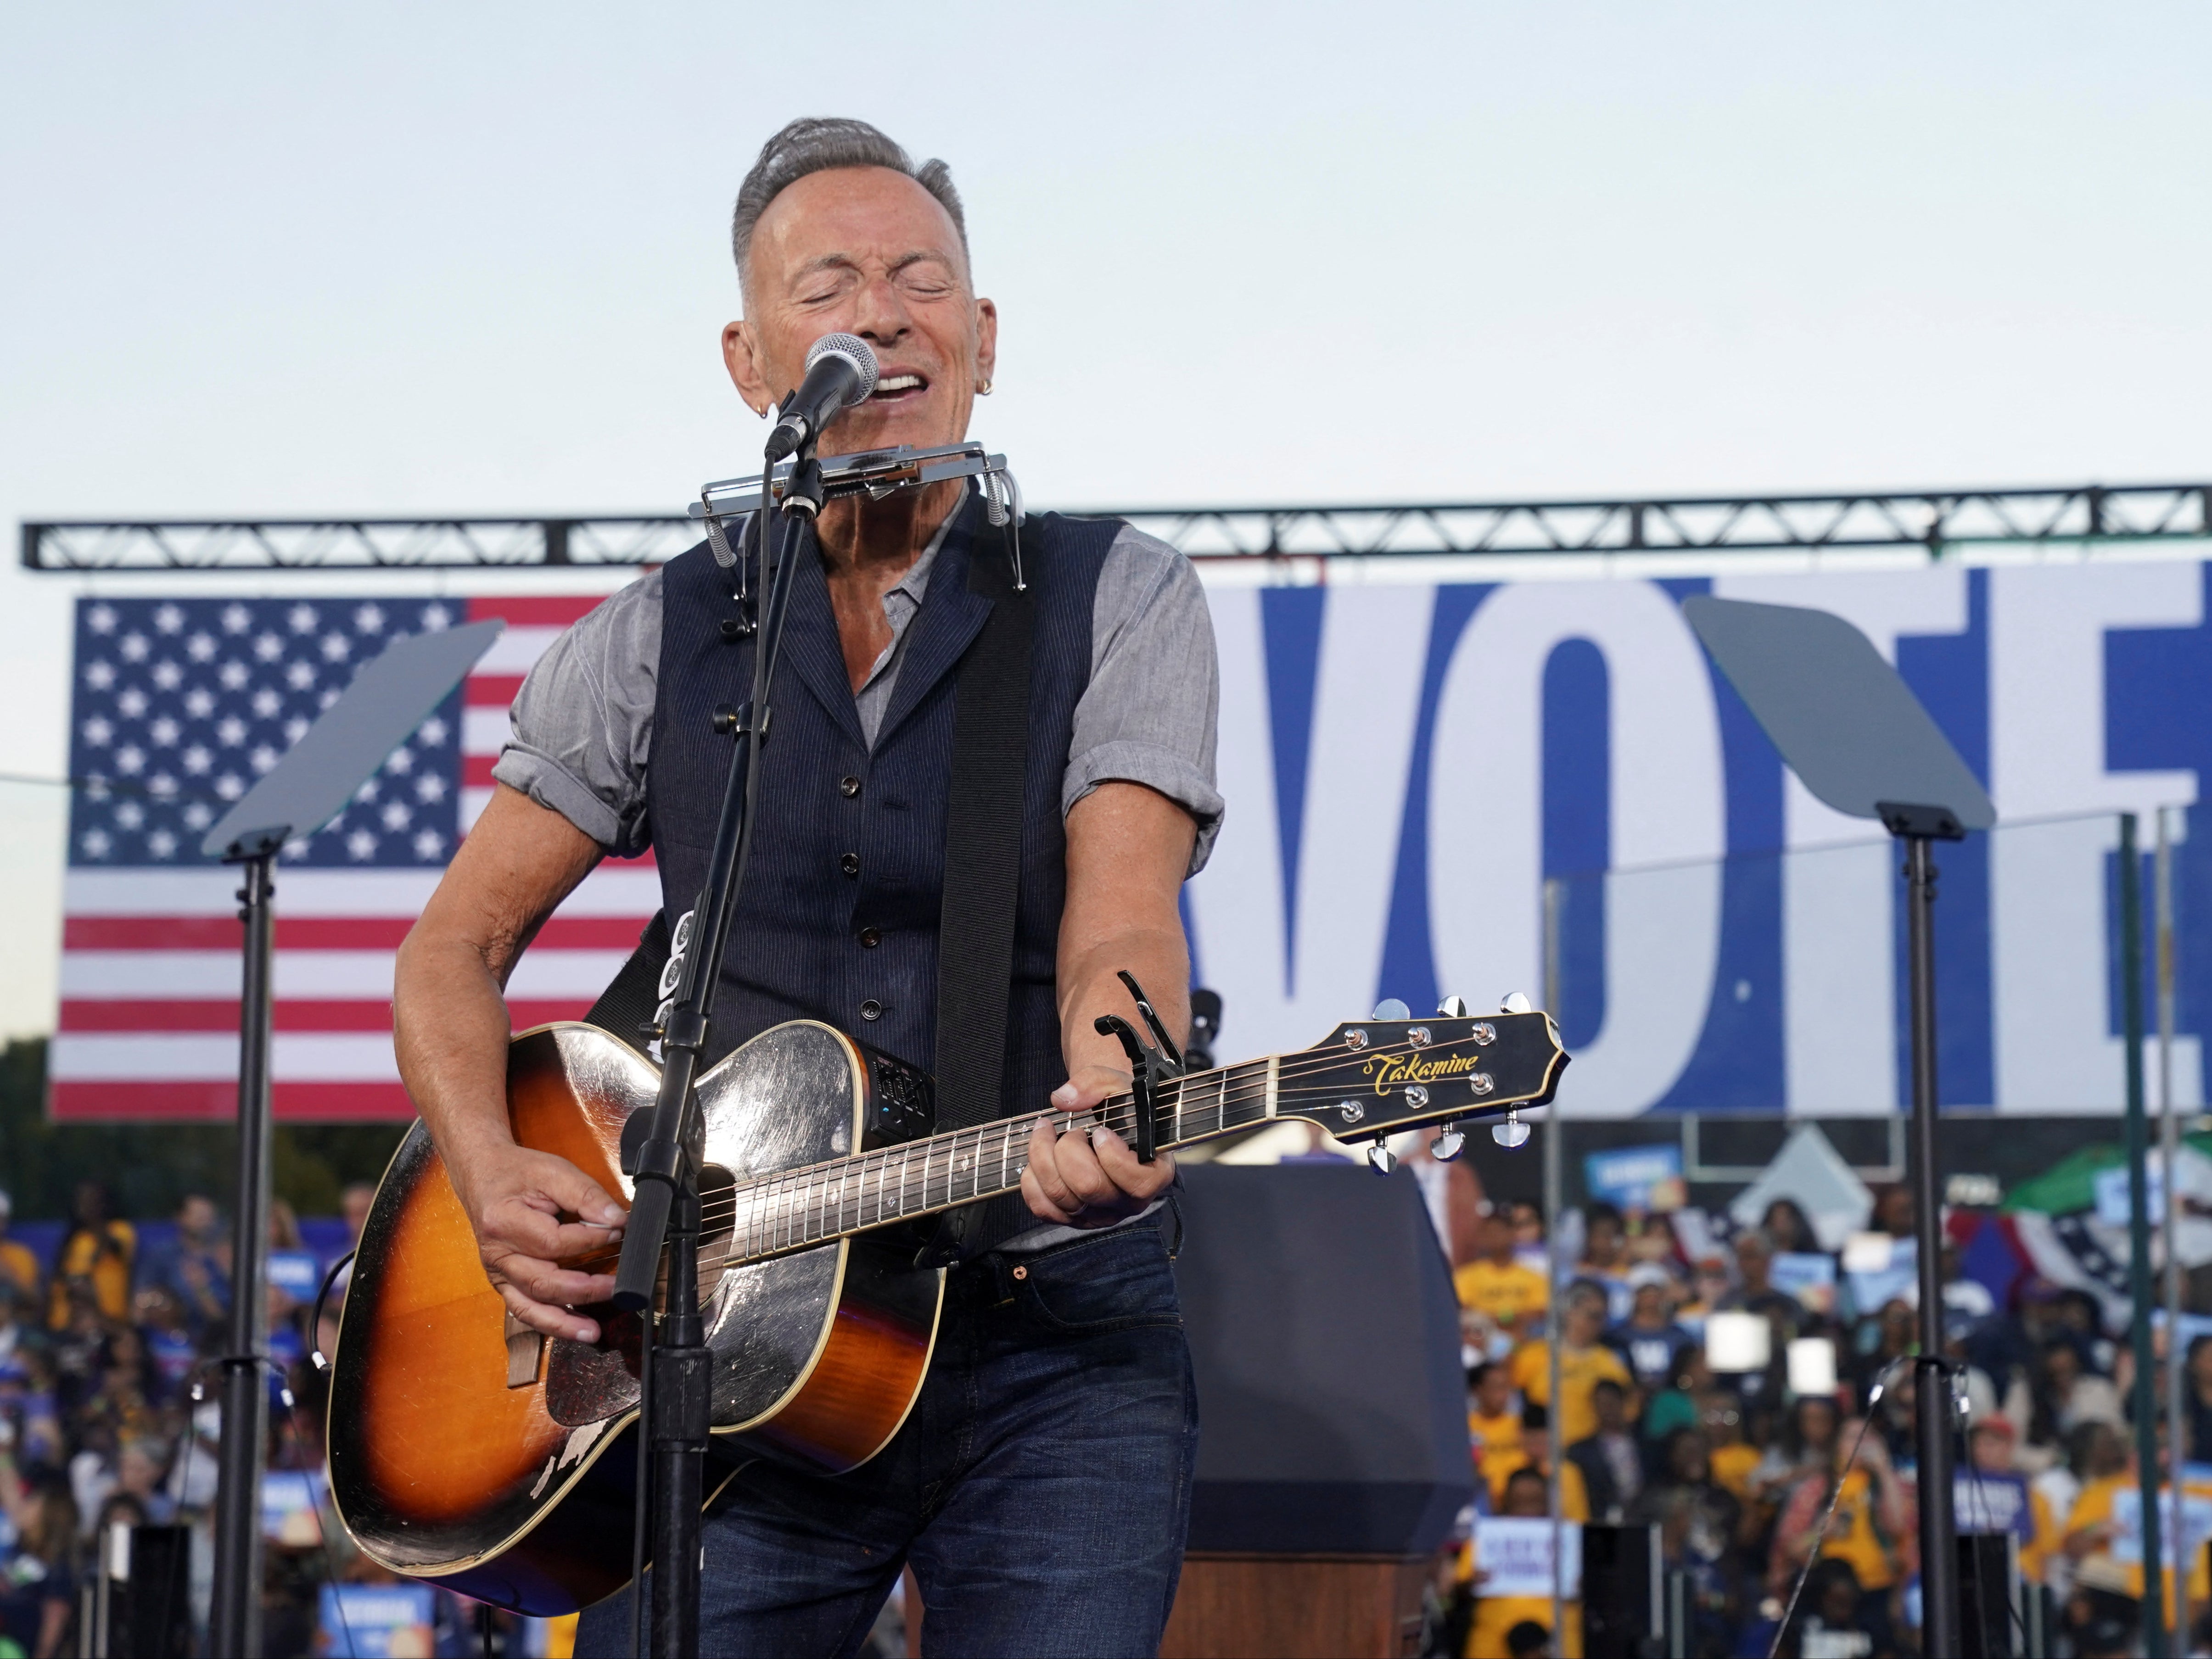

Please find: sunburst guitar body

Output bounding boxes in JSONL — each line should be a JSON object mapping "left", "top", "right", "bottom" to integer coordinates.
{"left": 328, "top": 1004, "right": 1568, "bottom": 1614}
{"left": 328, "top": 1020, "right": 944, "bottom": 1614}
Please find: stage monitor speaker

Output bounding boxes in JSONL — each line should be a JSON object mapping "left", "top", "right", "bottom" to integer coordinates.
{"left": 1957, "top": 1531, "right": 2020, "bottom": 1658}
{"left": 88, "top": 1523, "right": 191, "bottom": 1659}
{"left": 1172, "top": 1163, "right": 1473, "bottom": 1556}
{"left": 1580, "top": 1525, "right": 1662, "bottom": 1659}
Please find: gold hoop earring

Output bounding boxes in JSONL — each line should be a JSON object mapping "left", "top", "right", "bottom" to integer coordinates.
{"left": 976, "top": 378, "right": 993, "bottom": 396}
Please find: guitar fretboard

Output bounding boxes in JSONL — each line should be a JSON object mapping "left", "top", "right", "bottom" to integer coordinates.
{"left": 721, "top": 1054, "right": 1279, "bottom": 1266}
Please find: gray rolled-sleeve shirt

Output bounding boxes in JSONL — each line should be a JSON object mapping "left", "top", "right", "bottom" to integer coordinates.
{"left": 493, "top": 510, "right": 1224, "bottom": 872}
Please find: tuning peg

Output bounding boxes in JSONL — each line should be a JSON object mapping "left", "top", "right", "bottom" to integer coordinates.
{"left": 1431, "top": 1125, "right": 1466, "bottom": 1161}
{"left": 1367, "top": 1142, "right": 1400, "bottom": 1176}
{"left": 1371, "top": 998, "right": 1410, "bottom": 1021}
{"left": 1501, "top": 991, "right": 1534, "bottom": 1014}
{"left": 1437, "top": 995, "right": 1469, "bottom": 1017}
{"left": 1492, "top": 1110, "right": 1531, "bottom": 1149}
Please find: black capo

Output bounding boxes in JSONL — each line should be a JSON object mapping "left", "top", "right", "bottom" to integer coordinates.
{"left": 1092, "top": 970, "right": 1186, "bottom": 1164}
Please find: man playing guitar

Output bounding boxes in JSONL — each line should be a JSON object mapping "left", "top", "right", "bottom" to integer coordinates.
{"left": 391, "top": 117, "right": 1222, "bottom": 1656}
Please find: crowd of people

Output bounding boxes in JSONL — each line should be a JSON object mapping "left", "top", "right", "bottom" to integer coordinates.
{"left": 0, "top": 1179, "right": 564, "bottom": 1658}
{"left": 1438, "top": 1189, "right": 2212, "bottom": 1659}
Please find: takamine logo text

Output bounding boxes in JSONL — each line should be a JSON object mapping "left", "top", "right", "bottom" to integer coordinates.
{"left": 1361, "top": 1051, "right": 1480, "bottom": 1095}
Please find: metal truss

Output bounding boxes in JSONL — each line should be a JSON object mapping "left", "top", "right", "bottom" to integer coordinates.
{"left": 22, "top": 482, "right": 2212, "bottom": 572}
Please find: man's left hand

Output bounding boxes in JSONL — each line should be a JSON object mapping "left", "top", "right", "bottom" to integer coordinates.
{"left": 1020, "top": 1063, "right": 1176, "bottom": 1227}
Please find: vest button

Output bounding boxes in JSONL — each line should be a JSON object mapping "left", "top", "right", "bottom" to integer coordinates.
{"left": 840, "top": 853, "right": 860, "bottom": 878}
{"left": 860, "top": 998, "right": 883, "bottom": 1022}
{"left": 840, "top": 776, "right": 862, "bottom": 799}
{"left": 858, "top": 927, "right": 882, "bottom": 948}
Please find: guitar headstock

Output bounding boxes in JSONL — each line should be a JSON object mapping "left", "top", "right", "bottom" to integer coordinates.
{"left": 1273, "top": 1000, "right": 1568, "bottom": 1146}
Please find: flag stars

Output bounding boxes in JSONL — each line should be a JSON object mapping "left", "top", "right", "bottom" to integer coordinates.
{"left": 417, "top": 716, "right": 448, "bottom": 747}
{"left": 289, "top": 604, "right": 319, "bottom": 634}
{"left": 121, "top": 633, "right": 150, "bottom": 663}
{"left": 147, "top": 830, "right": 177, "bottom": 860}
{"left": 346, "top": 829, "right": 377, "bottom": 860}
{"left": 84, "top": 661, "right": 115, "bottom": 691}
{"left": 115, "top": 746, "right": 145, "bottom": 775}
{"left": 254, "top": 634, "right": 283, "bottom": 663}
{"left": 413, "top": 830, "right": 446, "bottom": 860}
{"left": 221, "top": 604, "right": 252, "bottom": 634}
{"left": 149, "top": 717, "right": 180, "bottom": 747}
{"left": 414, "top": 774, "right": 447, "bottom": 803}
{"left": 219, "top": 661, "right": 249, "bottom": 691}
{"left": 354, "top": 604, "right": 385, "bottom": 634}
{"left": 250, "top": 745, "right": 278, "bottom": 774}
{"left": 117, "top": 689, "right": 148, "bottom": 719}
{"left": 318, "top": 689, "right": 339, "bottom": 711}
{"left": 286, "top": 662, "right": 316, "bottom": 691}
{"left": 82, "top": 717, "right": 112, "bottom": 747}
{"left": 353, "top": 778, "right": 380, "bottom": 803}
{"left": 251, "top": 689, "right": 280, "bottom": 720}
{"left": 215, "top": 775, "right": 245, "bottom": 801}
{"left": 183, "top": 746, "right": 213, "bottom": 775}
{"left": 183, "top": 803, "right": 213, "bottom": 832}
{"left": 283, "top": 717, "right": 309, "bottom": 745}
{"left": 380, "top": 802, "right": 413, "bottom": 832}
{"left": 320, "top": 633, "right": 351, "bottom": 662}
{"left": 186, "top": 633, "right": 216, "bottom": 663}
{"left": 151, "top": 661, "right": 182, "bottom": 691}
{"left": 81, "top": 829, "right": 112, "bottom": 857}
{"left": 421, "top": 604, "right": 452, "bottom": 631}
{"left": 116, "top": 801, "right": 145, "bottom": 830}
{"left": 384, "top": 747, "right": 413, "bottom": 776}
{"left": 87, "top": 605, "right": 117, "bottom": 635}
{"left": 216, "top": 716, "right": 246, "bottom": 747}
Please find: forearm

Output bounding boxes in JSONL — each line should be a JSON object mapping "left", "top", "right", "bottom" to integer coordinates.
{"left": 394, "top": 928, "right": 526, "bottom": 1177}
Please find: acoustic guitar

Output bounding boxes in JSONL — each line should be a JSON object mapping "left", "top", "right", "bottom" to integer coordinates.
{"left": 328, "top": 1003, "right": 1567, "bottom": 1614}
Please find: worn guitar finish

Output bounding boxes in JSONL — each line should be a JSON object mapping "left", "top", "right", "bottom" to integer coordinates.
{"left": 329, "top": 1005, "right": 1567, "bottom": 1614}
{"left": 329, "top": 1021, "right": 944, "bottom": 1614}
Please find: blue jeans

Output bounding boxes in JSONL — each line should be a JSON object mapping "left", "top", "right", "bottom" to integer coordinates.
{"left": 576, "top": 1210, "right": 1198, "bottom": 1658}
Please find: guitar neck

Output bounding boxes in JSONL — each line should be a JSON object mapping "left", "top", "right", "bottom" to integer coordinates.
{"left": 721, "top": 1055, "right": 1281, "bottom": 1267}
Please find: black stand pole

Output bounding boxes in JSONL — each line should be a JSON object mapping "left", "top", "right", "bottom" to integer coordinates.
{"left": 2119, "top": 811, "right": 2170, "bottom": 1656}
{"left": 1889, "top": 807, "right": 1961, "bottom": 1659}
{"left": 616, "top": 453, "right": 823, "bottom": 1658}
{"left": 209, "top": 832, "right": 283, "bottom": 1658}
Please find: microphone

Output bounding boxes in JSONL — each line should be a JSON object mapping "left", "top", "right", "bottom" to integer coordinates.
{"left": 765, "top": 334, "right": 879, "bottom": 462}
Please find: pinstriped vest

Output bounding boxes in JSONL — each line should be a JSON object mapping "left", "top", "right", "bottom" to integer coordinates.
{"left": 646, "top": 496, "right": 1117, "bottom": 1256}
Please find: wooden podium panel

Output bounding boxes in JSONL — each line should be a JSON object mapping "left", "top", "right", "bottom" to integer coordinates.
{"left": 1158, "top": 1553, "right": 1429, "bottom": 1659}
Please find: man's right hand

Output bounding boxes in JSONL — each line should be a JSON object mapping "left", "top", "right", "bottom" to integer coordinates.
{"left": 448, "top": 1140, "right": 629, "bottom": 1344}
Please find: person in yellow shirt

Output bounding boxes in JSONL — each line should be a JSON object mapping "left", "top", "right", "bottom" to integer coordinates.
{"left": 1482, "top": 1401, "right": 1590, "bottom": 1517}
{"left": 1767, "top": 1420, "right": 1910, "bottom": 1649}
{"left": 2063, "top": 1452, "right": 2212, "bottom": 1631}
{"left": 45, "top": 1182, "right": 133, "bottom": 1329}
{"left": 1456, "top": 1211, "right": 1549, "bottom": 1341}
{"left": 1467, "top": 1361, "right": 1522, "bottom": 1491}
{"left": 0, "top": 1190, "right": 40, "bottom": 1308}
{"left": 1700, "top": 1395, "right": 1760, "bottom": 1503}
{"left": 1463, "top": 1465, "right": 1584, "bottom": 1659}
{"left": 1509, "top": 1283, "right": 1631, "bottom": 1447}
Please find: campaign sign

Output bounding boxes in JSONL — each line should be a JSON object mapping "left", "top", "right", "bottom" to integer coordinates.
{"left": 1475, "top": 1517, "right": 1583, "bottom": 1598}
{"left": 2111, "top": 1486, "right": 2212, "bottom": 1564}
{"left": 318, "top": 1583, "right": 436, "bottom": 1658}
{"left": 1954, "top": 1472, "right": 2033, "bottom": 1542}
{"left": 267, "top": 1248, "right": 323, "bottom": 1302}
{"left": 260, "top": 1469, "right": 324, "bottom": 1547}
{"left": 2094, "top": 1164, "right": 2166, "bottom": 1229}
{"left": 1770, "top": 1252, "right": 1838, "bottom": 1313}
{"left": 1584, "top": 1145, "right": 1683, "bottom": 1211}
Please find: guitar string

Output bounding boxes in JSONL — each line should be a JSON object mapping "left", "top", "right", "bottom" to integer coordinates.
{"left": 569, "top": 1030, "right": 1541, "bottom": 1272}
{"left": 559, "top": 1031, "right": 1458, "bottom": 1266}
{"left": 555, "top": 1031, "right": 1545, "bottom": 1278}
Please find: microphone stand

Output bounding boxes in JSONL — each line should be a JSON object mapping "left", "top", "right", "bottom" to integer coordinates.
{"left": 612, "top": 433, "right": 823, "bottom": 1658}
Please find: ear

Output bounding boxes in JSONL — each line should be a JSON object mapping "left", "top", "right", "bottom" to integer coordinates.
{"left": 723, "top": 321, "right": 772, "bottom": 417}
{"left": 974, "top": 296, "right": 998, "bottom": 387}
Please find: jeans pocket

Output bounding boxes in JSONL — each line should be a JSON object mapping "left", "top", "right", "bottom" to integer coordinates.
{"left": 1015, "top": 1223, "right": 1183, "bottom": 1335}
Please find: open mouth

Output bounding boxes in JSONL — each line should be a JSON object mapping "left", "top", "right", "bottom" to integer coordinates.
{"left": 869, "top": 373, "right": 927, "bottom": 402}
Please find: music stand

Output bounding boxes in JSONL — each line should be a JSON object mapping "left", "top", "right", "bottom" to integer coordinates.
{"left": 202, "top": 619, "right": 503, "bottom": 1659}
{"left": 1680, "top": 595, "right": 1994, "bottom": 1659}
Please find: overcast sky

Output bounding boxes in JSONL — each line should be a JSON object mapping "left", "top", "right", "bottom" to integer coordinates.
{"left": 0, "top": 2, "right": 2206, "bottom": 1035}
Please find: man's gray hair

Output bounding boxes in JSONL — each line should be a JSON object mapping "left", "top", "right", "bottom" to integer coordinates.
{"left": 732, "top": 117, "right": 967, "bottom": 295}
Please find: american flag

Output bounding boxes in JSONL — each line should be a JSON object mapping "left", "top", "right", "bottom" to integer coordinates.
{"left": 52, "top": 592, "right": 660, "bottom": 1120}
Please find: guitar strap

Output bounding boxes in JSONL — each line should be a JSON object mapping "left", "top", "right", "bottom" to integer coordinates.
{"left": 586, "top": 518, "right": 1042, "bottom": 1264}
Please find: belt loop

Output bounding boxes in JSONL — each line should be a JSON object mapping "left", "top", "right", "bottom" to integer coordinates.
{"left": 1163, "top": 1192, "right": 1185, "bottom": 1261}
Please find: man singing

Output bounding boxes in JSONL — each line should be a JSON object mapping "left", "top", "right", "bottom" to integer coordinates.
{"left": 392, "top": 117, "right": 1221, "bottom": 1656}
